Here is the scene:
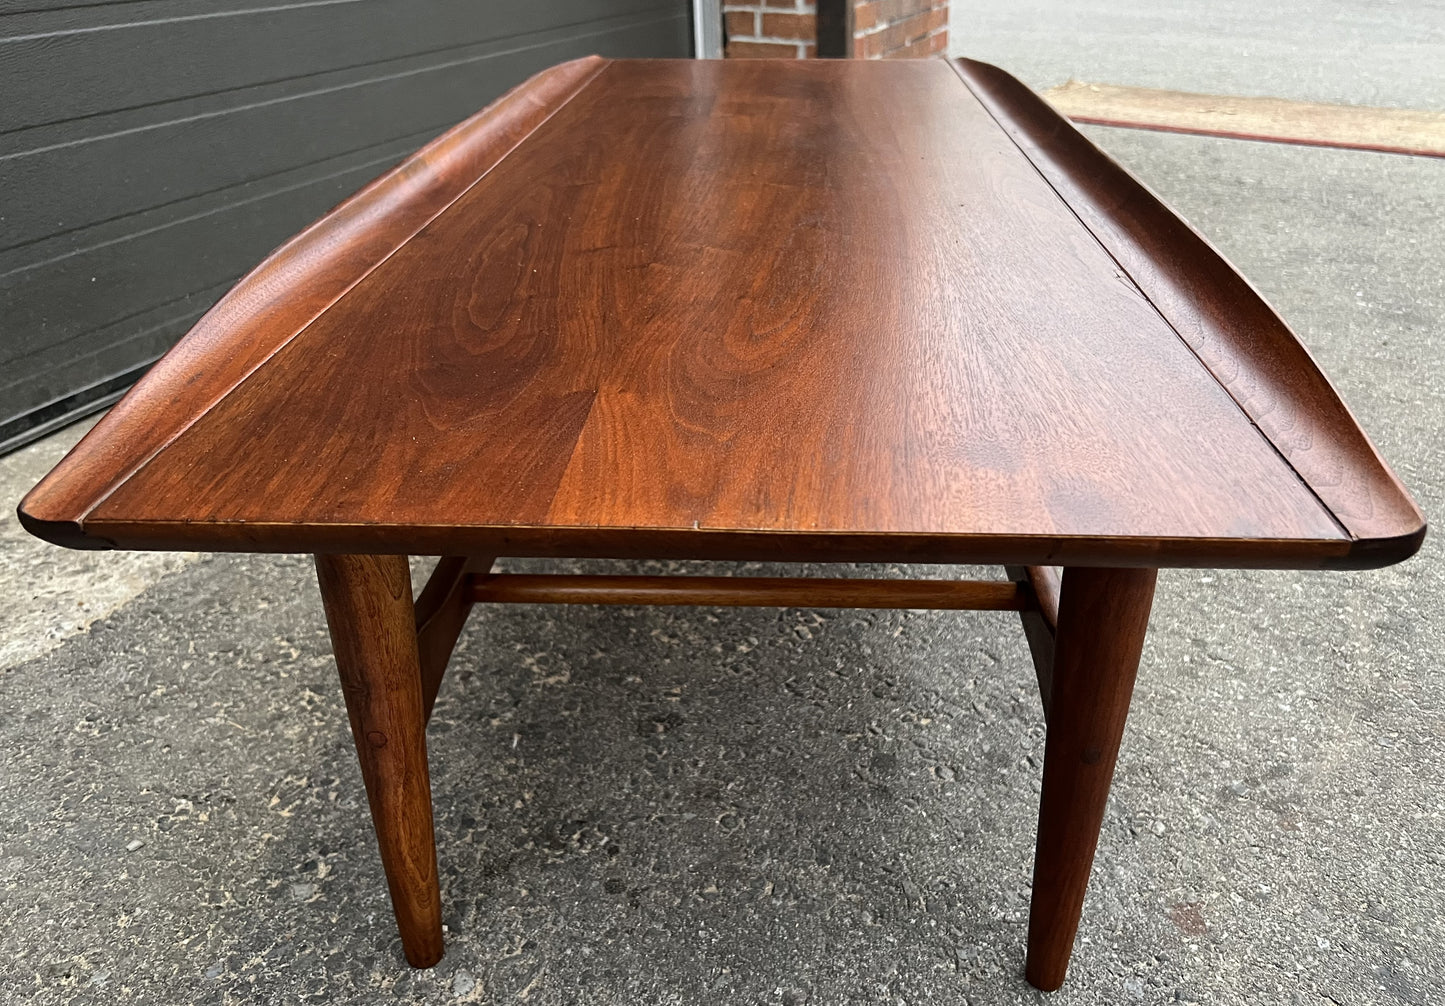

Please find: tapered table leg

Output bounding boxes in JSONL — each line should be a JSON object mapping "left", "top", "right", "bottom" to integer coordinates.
{"left": 314, "top": 553, "right": 443, "bottom": 968}
{"left": 1025, "top": 566, "right": 1156, "bottom": 991}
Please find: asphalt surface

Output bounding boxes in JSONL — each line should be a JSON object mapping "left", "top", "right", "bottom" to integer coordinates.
{"left": 4, "top": 16, "right": 1444, "bottom": 1005}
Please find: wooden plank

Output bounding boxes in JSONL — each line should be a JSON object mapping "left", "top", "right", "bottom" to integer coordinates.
{"left": 2, "top": 6, "right": 691, "bottom": 453}
{"left": 469, "top": 573, "right": 1027, "bottom": 610}
{"left": 17, "top": 56, "right": 608, "bottom": 548}
{"left": 21, "top": 59, "right": 1423, "bottom": 569}
{"left": 1043, "top": 81, "right": 1445, "bottom": 159}
{"left": 70, "top": 63, "right": 1351, "bottom": 558}
{"left": 955, "top": 57, "right": 1425, "bottom": 567}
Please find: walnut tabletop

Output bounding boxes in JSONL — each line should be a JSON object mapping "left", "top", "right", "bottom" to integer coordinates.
{"left": 18, "top": 57, "right": 1424, "bottom": 569}
{"left": 17, "top": 56, "right": 1427, "bottom": 992}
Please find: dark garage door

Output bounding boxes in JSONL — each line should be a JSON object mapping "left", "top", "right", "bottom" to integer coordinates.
{"left": 0, "top": 1, "right": 693, "bottom": 454}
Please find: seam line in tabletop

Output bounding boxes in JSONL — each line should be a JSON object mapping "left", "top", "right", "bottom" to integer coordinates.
{"left": 72, "top": 58, "right": 612, "bottom": 534}
{"left": 946, "top": 59, "right": 1351, "bottom": 543}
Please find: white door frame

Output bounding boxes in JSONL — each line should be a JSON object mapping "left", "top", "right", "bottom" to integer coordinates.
{"left": 692, "top": 0, "right": 723, "bottom": 57}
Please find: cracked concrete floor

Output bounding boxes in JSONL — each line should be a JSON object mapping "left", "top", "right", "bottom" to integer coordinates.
{"left": 2, "top": 128, "right": 1442, "bottom": 1004}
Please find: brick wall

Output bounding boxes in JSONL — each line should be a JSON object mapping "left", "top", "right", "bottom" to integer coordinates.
{"left": 724, "top": 0, "right": 947, "bottom": 59}
{"left": 723, "top": 2, "right": 818, "bottom": 59}
{"left": 851, "top": 0, "right": 948, "bottom": 59}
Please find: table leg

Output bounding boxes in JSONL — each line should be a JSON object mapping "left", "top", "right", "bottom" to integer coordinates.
{"left": 314, "top": 553, "right": 444, "bottom": 968}
{"left": 1025, "top": 566, "right": 1156, "bottom": 991}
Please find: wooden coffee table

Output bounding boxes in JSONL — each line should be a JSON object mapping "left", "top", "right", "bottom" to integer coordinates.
{"left": 18, "top": 57, "right": 1424, "bottom": 991}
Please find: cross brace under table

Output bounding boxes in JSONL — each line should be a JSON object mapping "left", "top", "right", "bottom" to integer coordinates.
{"left": 313, "top": 554, "right": 1154, "bottom": 991}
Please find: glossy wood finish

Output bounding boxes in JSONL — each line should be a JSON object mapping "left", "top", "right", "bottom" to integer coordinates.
{"left": 953, "top": 58, "right": 1425, "bottom": 567}
{"left": 468, "top": 573, "right": 1027, "bottom": 609}
{"left": 18, "top": 59, "right": 1423, "bottom": 571}
{"left": 14, "top": 56, "right": 1429, "bottom": 992}
{"left": 17, "top": 55, "right": 607, "bottom": 551}
{"left": 1026, "top": 567, "right": 1157, "bottom": 991}
{"left": 314, "top": 554, "right": 442, "bottom": 968}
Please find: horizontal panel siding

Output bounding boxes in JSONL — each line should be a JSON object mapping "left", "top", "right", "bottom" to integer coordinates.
{"left": 3, "top": 15, "right": 682, "bottom": 251}
{"left": 0, "top": 1, "right": 691, "bottom": 440}
{"left": 2, "top": 133, "right": 431, "bottom": 377}
{"left": 0, "top": 0, "right": 674, "bottom": 132}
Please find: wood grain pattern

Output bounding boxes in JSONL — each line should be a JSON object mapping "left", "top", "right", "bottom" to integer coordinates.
{"left": 17, "top": 55, "right": 608, "bottom": 549}
{"left": 314, "top": 553, "right": 443, "bottom": 968}
{"left": 19, "top": 58, "right": 1424, "bottom": 571}
{"left": 467, "top": 573, "right": 1026, "bottom": 609}
{"left": 1026, "top": 566, "right": 1156, "bottom": 991}
{"left": 953, "top": 58, "right": 1426, "bottom": 568}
